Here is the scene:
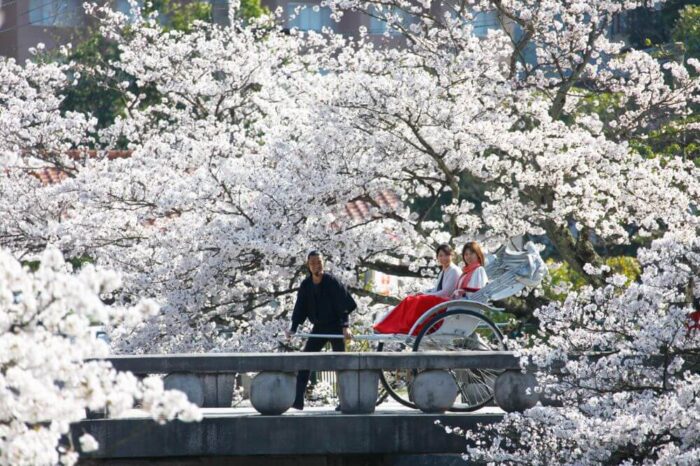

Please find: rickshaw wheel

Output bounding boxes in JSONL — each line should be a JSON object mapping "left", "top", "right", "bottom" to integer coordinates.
{"left": 413, "top": 309, "right": 505, "bottom": 412}
{"left": 375, "top": 341, "right": 418, "bottom": 409}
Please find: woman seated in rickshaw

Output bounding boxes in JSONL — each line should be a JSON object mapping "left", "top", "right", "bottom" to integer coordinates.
{"left": 373, "top": 241, "right": 488, "bottom": 335}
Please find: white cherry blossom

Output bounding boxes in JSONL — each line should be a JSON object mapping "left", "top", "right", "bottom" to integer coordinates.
{"left": 0, "top": 246, "right": 201, "bottom": 466}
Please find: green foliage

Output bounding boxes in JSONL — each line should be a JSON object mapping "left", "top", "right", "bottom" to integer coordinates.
{"left": 61, "top": 0, "right": 267, "bottom": 130}
{"left": 673, "top": 5, "right": 700, "bottom": 60}
{"left": 146, "top": 0, "right": 212, "bottom": 33}
{"left": 543, "top": 256, "right": 641, "bottom": 302}
{"left": 543, "top": 259, "right": 587, "bottom": 302}
{"left": 573, "top": 91, "right": 625, "bottom": 128}
{"left": 61, "top": 33, "right": 126, "bottom": 129}
{"left": 568, "top": 2, "right": 700, "bottom": 168}
{"left": 21, "top": 260, "right": 41, "bottom": 272}
{"left": 663, "top": 1, "right": 700, "bottom": 39}
{"left": 571, "top": 87, "right": 699, "bottom": 166}
{"left": 239, "top": 0, "right": 268, "bottom": 20}
{"left": 626, "top": 1, "right": 700, "bottom": 50}
{"left": 605, "top": 256, "right": 642, "bottom": 284}
{"left": 20, "top": 255, "right": 94, "bottom": 273}
{"left": 67, "top": 254, "right": 95, "bottom": 270}
{"left": 629, "top": 114, "right": 700, "bottom": 166}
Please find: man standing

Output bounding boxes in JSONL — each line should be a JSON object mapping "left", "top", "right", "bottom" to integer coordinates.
{"left": 285, "top": 251, "right": 356, "bottom": 410}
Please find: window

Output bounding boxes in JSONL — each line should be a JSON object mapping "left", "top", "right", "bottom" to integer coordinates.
{"left": 444, "top": 4, "right": 501, "bottom": 38}
{"left": 287, "top": 2, "right": 333, "bottom": 32}
{"left": 211, "top": 0, "right": 230, "bottom": 26}
{"left": 28, "top": 0, "right": 82, "bottom": 27}
{"left": 609, "top": 12, "right": 628, "bottom": 37}
{"left": 115, "top": 0, "right": 144, "bottom": 22}
{"left": 472, "top": 10, "right": 500, "bottom": 38}
{"left": 368, "top": 5, "right": 414, "bottom": 35}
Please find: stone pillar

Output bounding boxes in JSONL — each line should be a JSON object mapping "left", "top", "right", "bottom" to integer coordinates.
{"left": 85, "top": 408, "right": 106, "bottom": 419}
{"left": 337, "top": 370, "right": 379, "bottom": 414}
{"left": 163, "top": 373, "right": 204, "bottom": 406}
{"left": 410, "top": 370, "right": 458, "bottom": 413}
{"left": 206, "top": 373, "right": 237, "bottom": 408}
{"left": 163, "top": 372, "right": 236, "bottom": 408}
{"left": 237, "top": 373, "right": 253, "bottom": 399}
{"left": 494, "top": 370, "right": 540, "bottom": 412}
{"left": 250, "top": 371, "right": 296, "bottom": 415}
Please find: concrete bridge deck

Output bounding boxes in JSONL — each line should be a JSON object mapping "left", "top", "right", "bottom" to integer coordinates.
{"left": 73, "top": 403, "right": 503, "bottom": 462}
{"left": 76, "top": 351, "right": 517, "bottom": 464}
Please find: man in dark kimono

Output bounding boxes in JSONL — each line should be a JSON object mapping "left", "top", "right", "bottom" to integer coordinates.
{"left": 285, "top": 251, "right": 357, "bottom": 410}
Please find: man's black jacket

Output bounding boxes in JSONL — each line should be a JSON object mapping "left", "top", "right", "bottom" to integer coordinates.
{"left": 291, "top": 273, "right": 357, "bottom": 332}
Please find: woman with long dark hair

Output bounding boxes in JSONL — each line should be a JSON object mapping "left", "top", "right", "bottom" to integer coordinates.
{"left": 373, "top": 242, "right": 488, "bottom": 335}
{"left": 424, "top": 243, "right": 461, "bottom": 298}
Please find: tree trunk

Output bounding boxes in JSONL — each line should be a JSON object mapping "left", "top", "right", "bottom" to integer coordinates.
{"left": 543, "top": 220, "right": 607, "bottom": 288}
{"left": 493, "top": 294, "right": 549, "bottom": 322}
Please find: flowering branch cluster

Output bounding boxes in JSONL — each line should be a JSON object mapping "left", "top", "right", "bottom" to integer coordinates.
{"left": 0, "top": 246, "right": 201, "bottom": 466}
{"left": 0, "top": 1, "right": 698, "bottom": 354}
{"left": 461, "top": 225, "right": 700, "bottom": 465}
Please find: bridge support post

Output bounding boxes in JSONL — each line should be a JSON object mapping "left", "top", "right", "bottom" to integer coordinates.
{"left": 411, "top": 370, "right": 459, "bottom": 413}
{"left": 494, "top": 370, "right": 540, "bottom": 412}
{"left": 250, "top": 371, "right": 296, "bottom": 415}
{"left": 337, "top": 370, "right": 379, "bottom": 414}
{"left": 164, "top": 372, "right": 236, "bottom": 408}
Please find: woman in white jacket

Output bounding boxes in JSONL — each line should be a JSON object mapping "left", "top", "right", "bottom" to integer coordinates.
{"left": 423, "top": 244, "right": 461, "bottom": 299}
{"left": 374, "top": 242, "right": 488, "bottom": 334}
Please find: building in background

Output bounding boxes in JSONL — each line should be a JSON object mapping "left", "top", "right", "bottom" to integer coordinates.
{"left": 0, "top": 0, "right": 667, "bottom": 63}
{"left": 0, "top": 0, "right": 231, "bottom": 61}
{"left": 0, "top": 0, "right": 511, "bottom": 61}
{"left": 0, "top": 0, "right": 88, "bottom": 62}
{"left": 262, "top": 0, "right": 504, "bottom": 47}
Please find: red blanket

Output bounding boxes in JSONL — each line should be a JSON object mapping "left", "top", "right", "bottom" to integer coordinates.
{"left": 374, "top": 261, "right": 484, "bottom": 335}
{"left": 373, "top": 294, "right": 448, "bottom": 335}
{"left": 688, "top": 310, "right": 700, "bottom": 332}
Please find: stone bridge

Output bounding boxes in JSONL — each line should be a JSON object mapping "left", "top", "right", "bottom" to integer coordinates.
{"left": 72, "top": 351, "right": 537, "bottom": 466}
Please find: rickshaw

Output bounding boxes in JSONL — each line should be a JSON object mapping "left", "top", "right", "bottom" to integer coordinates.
{"left": 298, "top": 238, "right": 548, "bottom": 412}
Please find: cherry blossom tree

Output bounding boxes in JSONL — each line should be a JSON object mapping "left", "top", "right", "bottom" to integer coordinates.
{"left": 1, "top": 0, "right": 699, "bottom": 353}
{"left": 0, "top": 245, "right": 201, "bottom": 466}
{"left": 323, "top": 0, "right": 700, "bottom": 286}
{"left": 2, "top": 1, "right": 698, "bottom": 461}
{"left": 1, "top": 5, "right": 411, "bottom": 351}
{"left": 0, "top": 55, "right": 99, "bottom": 258}
{"left": 454, "top": 223, "right": 700, "bottom": 465}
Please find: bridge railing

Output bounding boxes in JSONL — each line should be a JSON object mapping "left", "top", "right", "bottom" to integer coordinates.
{"left": 100, "top": 351, "right": 533, "bottom": 415}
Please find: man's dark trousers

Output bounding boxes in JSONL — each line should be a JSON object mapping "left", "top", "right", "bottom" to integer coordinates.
{"left": 293, "top": 325, "right": 345, "bottom": 409}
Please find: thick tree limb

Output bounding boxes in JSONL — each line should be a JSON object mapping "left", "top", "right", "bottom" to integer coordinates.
{"left": 543, "top": 220, "right": 607, "bottom": 287}
{"left": 361, "top": 260, "right": 435, "bottom": 278}
{"left": 493, "top": 293, "right": 550, "bottom": 322}
{"left": 349, "top": 286, "right": 401, "bottom": 306}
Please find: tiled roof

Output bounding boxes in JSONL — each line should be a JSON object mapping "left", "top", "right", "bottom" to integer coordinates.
{"left": 343, "top": 190, "right": 401, "bottom": 223}
{"left": 64, "top": 149, "right": 132, "bottom": 160}
{"left": 31, "top": 167, "right": 69, "bottom": 184}
{"left": 30, "top": 150, "right": 131, "bottom": 185}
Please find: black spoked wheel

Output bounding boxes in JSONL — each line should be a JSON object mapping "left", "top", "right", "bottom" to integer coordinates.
{"left": 413, "top": 309, "right": 505, "bottom": 412}
{"left": 376, "top": 340, "right": 418, "bottom": 409}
